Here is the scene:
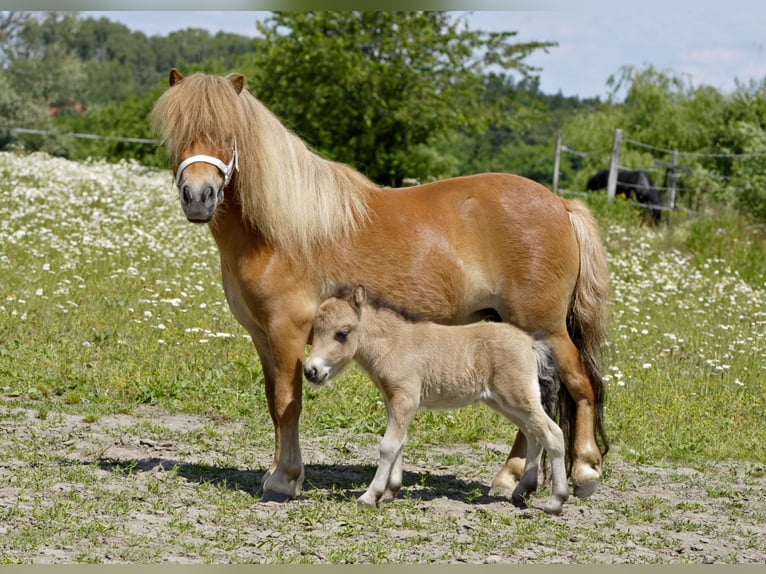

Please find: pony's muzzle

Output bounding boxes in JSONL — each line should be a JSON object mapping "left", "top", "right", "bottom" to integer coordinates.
{"left": 178, "top": 180, "right": 224, "bottom": 223}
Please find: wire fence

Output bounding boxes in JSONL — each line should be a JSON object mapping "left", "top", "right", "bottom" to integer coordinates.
{"left": 553, "top": 128, "right": 766, "bottom": 219}
{"left": 6, "top": 127, "right": 159, "bottom": 145}
{"left": 4, "top": 124, "right": 765, "bottom": 223}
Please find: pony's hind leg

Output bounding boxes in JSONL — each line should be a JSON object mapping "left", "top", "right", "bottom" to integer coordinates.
{"left": 512, "top": 416, "right": 568, "bottom": 515}
{"left": 550, "top": 333, "right": 602, "bottom": 498}
{"left": 490, "top": 431, "right": 526, "bottom": 498}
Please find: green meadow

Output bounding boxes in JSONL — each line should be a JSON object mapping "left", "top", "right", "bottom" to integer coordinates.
{"left": 0, "top": 151, "right": 764, "bottom": 563}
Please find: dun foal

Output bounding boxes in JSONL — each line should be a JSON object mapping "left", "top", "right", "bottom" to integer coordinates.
{"left": 304, "top": 285, "right": 570, "bottom": 515}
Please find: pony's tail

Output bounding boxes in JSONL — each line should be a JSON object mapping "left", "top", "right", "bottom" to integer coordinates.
{"left": 562, "top": 199, "right": 611, "bottom": 465}
{"left": 532, "top": 335, "right": 561, "bottom": 420}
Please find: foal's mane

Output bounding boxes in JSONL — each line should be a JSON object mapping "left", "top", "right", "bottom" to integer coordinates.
{"left": 331, "top": 285, "right": 426, "bottom": 324}
{"left": 151, "top": 72, "right": 376, "bottom": 252}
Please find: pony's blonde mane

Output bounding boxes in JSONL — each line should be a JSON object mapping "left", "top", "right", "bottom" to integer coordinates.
{"left": 151, "top": 72, "right": 375, "bottom": 252}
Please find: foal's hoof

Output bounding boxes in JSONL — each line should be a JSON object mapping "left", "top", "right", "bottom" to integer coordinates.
{"left": 542, "top": 499, "right": 564, "bottom": 516}
{"left": 510, "top": 489, "right": 530, "bottom": 510}
{"left": 357, "top": 493, "right": 379, "bottom": 507}
{"left": 572, "top": 479, "right": 599, "bottom": 499}
{"left": 260, "top": 490, "right": 294, "bottom": 503}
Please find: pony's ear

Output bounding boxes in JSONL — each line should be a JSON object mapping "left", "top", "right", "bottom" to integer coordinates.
{"left": 169, "top": 68, "right": 185, "bottom": 86}
{"left": 350, "top": 285, "right": 366, "bottom": 317}
{"left": 230, "top": 74, "right": 246, "bottom": 95}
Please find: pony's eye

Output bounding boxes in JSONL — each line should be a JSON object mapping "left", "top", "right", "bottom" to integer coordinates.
{"left": 335, "top": 329, "right": 350, "bottom": 343}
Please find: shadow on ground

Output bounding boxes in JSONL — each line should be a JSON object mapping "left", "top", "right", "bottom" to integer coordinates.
{"left": 92, "top": 456, "right": 508, "bottom": 505}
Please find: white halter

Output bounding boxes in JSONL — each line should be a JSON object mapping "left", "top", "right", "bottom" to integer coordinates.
{"left": 175, "top": 139, "right": 239, "bottom": 188}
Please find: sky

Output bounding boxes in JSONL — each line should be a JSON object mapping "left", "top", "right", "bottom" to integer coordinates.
{"left": 80, "top": 2, "right": 766, "bottom": 101}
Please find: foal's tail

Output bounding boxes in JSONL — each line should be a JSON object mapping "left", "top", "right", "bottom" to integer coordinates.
{"left": 563, "top": 199, "right": 610, "bottom": 461}
{"left": 532, "top": 336, "right": 561, "bottom": 420}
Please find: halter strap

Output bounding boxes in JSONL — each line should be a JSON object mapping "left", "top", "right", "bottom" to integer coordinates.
{"left": 175, "top": 139, "right": 239, "bottom": 188}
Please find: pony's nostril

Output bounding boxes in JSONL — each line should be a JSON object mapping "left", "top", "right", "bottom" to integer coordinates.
{"left": 181, "top": 185, "right": 192, "bottom": 206}
{"left": 202, "top": 186, "right": 216, "bottom": 206}
{"left": 304, "top": 365, "right": 317, "bottom": 381}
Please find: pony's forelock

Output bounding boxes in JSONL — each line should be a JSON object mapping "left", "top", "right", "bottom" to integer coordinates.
{"left": 151, "top": 71, "right": 376, "bottom": 253}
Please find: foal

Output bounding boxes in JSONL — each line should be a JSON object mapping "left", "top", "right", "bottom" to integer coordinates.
{"left": 304, "top": 285, "right": 570, "bottom": 515}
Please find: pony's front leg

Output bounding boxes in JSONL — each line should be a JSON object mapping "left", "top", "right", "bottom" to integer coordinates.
{"left": 251, "top": 327, "right": 308, "bottom": 502}
{"left": 359, "top": 393, "right": 416, "bottom": 507}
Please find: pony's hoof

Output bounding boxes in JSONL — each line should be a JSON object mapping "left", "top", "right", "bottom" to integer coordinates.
{"left": 260, "top": 468, "right": 304, "bottom": 502}
{"left": 488, "top": 484, "right": 515, "bottom": 499}
{"left": 573, "top": 479, "right": 599, "bottom": 499}
{"left": 571, "top": 459, "right": 600, "bottom": 498}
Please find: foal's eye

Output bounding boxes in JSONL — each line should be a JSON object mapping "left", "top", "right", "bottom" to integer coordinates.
{"left": 335, "top": 329, "right": 350, "bottom": 343}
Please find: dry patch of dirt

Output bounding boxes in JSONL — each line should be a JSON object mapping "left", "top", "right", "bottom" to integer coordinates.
{"left": 0, "top": 404, "right": 764, "bottom": 564}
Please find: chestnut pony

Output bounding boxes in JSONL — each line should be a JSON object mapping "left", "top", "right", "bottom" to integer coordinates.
{"left": 151, "top": 69, "right": 610, "bottom": 502}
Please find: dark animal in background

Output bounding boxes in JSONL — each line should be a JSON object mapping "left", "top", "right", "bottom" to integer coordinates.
{"left": 586, "top": 169, "right": 662, "bottom": 225}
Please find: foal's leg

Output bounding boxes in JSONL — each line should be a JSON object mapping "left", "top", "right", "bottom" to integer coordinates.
{"left": 511, "top": 414, "right": 569, "bottom": 515}
{"left": 380, "top": 450, "right": 404, "bottom": 503}
{"left": 359, "top": 392, "right": 416, "bottom": 507}
{"left": 511, "top": 435, "right": 542, "bottom": 509}
{"left": 539, "top": 417, "right": 569, "bottom": 515}
{"left": 496, "top": 334, "right": 602, "bottom": 499}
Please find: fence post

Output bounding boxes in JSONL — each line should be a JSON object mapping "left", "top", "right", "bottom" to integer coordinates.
{"left": 667, "top": 149, "right": 679, "bottom": 210}
{"left": 606, "top": 128, "right": 622, "bottom": 200}
{"left": 552, "top": 129, "right": 562, "bottom": 194}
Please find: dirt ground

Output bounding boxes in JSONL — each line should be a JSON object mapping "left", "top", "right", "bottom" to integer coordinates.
{"left": 0, "top": 404, "right": 764, "bottom": 564}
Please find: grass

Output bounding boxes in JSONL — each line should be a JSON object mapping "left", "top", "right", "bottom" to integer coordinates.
{"left": 0, "top": 151, "right": 765, "bottom": 563}
{"left": 1, "top": 150, "right": 764, "bottom": 463}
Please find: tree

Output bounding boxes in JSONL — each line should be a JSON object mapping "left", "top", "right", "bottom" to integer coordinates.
{"left": 151, "top": 29, "right": 254, "bottom": 78}
{"left": 247, "top": 11, "right": 555, "bottom": 186}
{"left": 72, "top": 17, "right": 155, "bottom": 102}
{"left": 4, "top": 12, "right": 85, "bottom": 109}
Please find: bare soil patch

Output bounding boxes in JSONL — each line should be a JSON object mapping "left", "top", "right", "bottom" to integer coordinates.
{"left": 0, "top": 403, "right": 764, "bottom": 563}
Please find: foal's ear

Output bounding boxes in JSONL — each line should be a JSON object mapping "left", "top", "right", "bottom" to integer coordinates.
{"left": 350, "top": 285, "right": 366, "bottom": 316}
{"left": 230, "top": 74, "right": 246, "bottom": 95}
{"left": 169, "top": 68, "right": 184, "bottom": 86}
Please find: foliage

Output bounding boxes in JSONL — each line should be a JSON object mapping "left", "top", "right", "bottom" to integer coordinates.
{"left": 2, "top": 12, "right": 766, "bottom": 222}
{"left": 0, "top": 11, "right": 261, "bottom": 163}
{"left": 555, "top": 66, "right": 766, "bottom": 221}
{"left": 3, "top": 13, "right": 86, "bottom": 108}
{"left": 685, "top": 209, "right": 766, "bottom": 288}
{"left": 0, "top": 70, "right": 48, "bottom": 149}
{"left": 243, "top": 11, "right": 555, "bottom": 186}
{"left": 55, "top": 88, "right": 167, "bottom": 166}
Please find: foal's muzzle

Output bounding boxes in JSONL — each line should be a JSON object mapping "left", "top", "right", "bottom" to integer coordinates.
{"left": 303, "top": 362, "right": 330, "bottom": 386}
